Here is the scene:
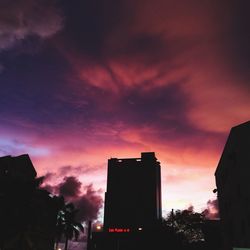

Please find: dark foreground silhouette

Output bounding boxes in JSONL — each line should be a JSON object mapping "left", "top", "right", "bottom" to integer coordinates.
{"left": 88, "top": 152, "right": 222, "bottom": 250}
{"left": 0, "top": 153, "right": 223, "bottom": 250}
{"left": 0, "top": 154, "right": 83, "bottom": 250}
{"left": 88, "top": 208, "right": 221, "bottom": 250}
{"left": 215, "top": 121, "right": 250, "bottom": 249}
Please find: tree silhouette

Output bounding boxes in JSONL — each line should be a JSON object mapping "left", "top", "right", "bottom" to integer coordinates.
{"left": 55, "top": 202, "right": 84, "bottom": 250}
{"left": 164, "top": 208, "right": 205, "bottom": 245}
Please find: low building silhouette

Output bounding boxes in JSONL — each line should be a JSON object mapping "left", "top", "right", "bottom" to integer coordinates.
{"left": 0, "top": 154, "right": 62, "bottom": 250}
{"left": 215, "top": 121, "right": 250, "bottom": 250}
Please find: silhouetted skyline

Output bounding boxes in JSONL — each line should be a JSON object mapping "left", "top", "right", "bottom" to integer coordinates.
{"left": 89, "top": 152, "right": 222, "bottom": 250}
{"left": 0, "top": 152, "right": 223, "bottom": 250}
{"left": 1, "top": 0, "right": 250, "bottom": 215}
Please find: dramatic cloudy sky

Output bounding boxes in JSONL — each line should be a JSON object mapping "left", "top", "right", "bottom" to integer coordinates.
{"left": 1, "top": 0, "right": 250, "bottom": 219}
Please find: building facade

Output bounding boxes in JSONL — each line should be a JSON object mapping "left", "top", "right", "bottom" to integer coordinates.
{"left": 215, "top": 121, "right": 250, "bottom": 250}
{"left": 104, "top": 152, "right": 162, "bottom": 232}
{"left": 89, "top": 152, "right": 163, "bottom": 250}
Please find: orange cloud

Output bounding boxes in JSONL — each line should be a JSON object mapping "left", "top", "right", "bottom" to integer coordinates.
{"left": 56, "top": 0, "right": 250, "bottom": 137}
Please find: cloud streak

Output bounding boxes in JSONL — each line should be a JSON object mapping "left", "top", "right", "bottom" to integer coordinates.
{"left": 57, "top": 0, "right": 250, "bottom": 134}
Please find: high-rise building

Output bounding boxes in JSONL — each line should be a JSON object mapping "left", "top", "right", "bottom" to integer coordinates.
{"left": 103, "top": 152, "right": 162, "bottom": 232}
{"left": 215, "top": 121, "right": 250, "bottom": 249}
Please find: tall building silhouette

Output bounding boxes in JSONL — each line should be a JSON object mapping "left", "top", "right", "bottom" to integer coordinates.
{"left": 88, "top": 152, "right": 163, "bottom": 250}
{"left": 103, "top": 152, "right": 162, "bottom": 231}
{"left": 215, "top": 121, "right": 250, "bottom": 250}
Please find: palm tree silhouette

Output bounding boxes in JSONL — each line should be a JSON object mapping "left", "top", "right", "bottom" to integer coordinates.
{"left": 55, "top": 202, "right": 84, "bottom": 250}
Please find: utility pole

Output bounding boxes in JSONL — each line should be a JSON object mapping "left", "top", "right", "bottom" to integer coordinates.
{"left": 87, "top": 221, "right": 92, "bottom": 250}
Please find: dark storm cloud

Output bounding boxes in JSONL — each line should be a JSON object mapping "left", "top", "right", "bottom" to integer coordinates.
{"left": 59, "top": 0, "right": 188, "bottom": 60}
{"left": 0, "top": 0, "right": 63, "bottom": 51}
{"left": 61, "top": 82, "right": 189, "bottom": 137}
{"left": 0, "top": 0, "right": 228, "bottom": 134}
{"left": 41, "top": 175, "right": 103, "bottom": 222}
{"left": 50, "top": 175, "right": 103, "bottom": 222}
{"left": 0, "top": 52, "right": 189, "bottom": 140}
{"left": 2, "top": 0, "right": 250, "bottom": 136}
{"left": 57, "top": 0, "right": 188, "bottom": 92}
{"left": 0, "top": 47, "right": 84, "bottom": 131}
{"left": 59, "top": 0, "right": 107, "bottom": 57}
{"left": 226, "top": 1, "right": 250, "bottom": 77}
{"left": 98, "top": 83, "right": 187, "bottom": 125}
{"left": 74, "top": 184, "right": 103, "bottom": 222}
{"left": 57, "top": 0, "right": 250, "bottom": 132}
{"left": 58, "top": 176, "right": 82, "bottom": 198}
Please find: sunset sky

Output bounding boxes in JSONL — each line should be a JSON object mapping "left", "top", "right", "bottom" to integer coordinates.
{"left": 1, "top": 0, "right": 250, "bottom": 220}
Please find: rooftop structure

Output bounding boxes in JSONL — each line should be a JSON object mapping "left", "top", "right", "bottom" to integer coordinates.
{"left": 0, "top": 154, "right": 37, "bottom": 180}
